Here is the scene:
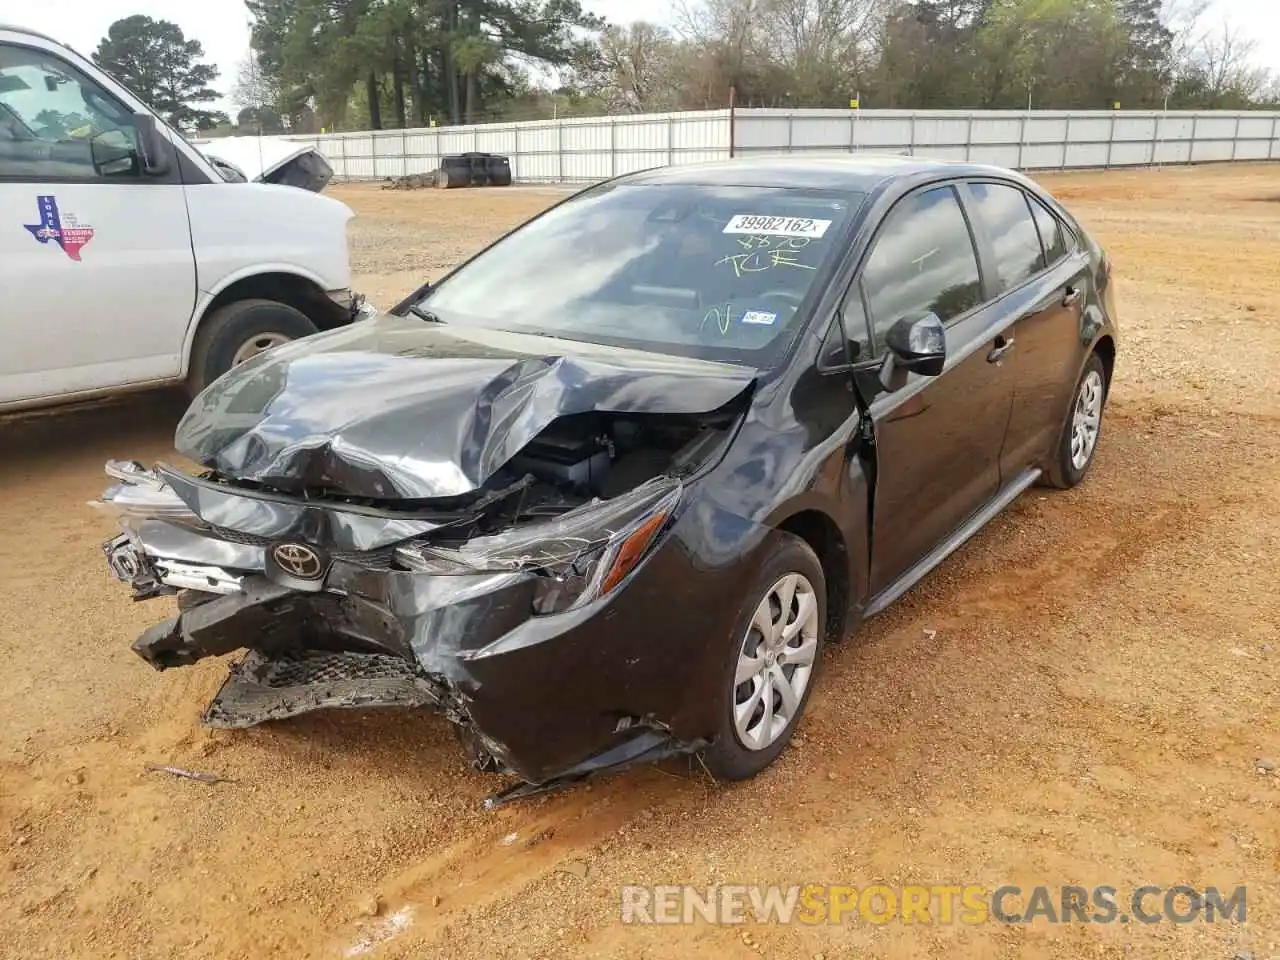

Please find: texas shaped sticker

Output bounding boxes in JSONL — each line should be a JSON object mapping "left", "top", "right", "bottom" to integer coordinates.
{"left": 24, "top": 196, "right": 95, "bottom": 261}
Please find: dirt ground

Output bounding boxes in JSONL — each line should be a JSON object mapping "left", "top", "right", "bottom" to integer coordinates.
{"left": 3, "top": 164, "right": 1279, "bottom": 960}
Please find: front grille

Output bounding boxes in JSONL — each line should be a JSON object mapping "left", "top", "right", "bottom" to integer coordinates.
{"left": 238, "top": 649, "right": 421, "bottom": 687}
{"left": 208, "top": 526, "right": 396, "bottom": 570}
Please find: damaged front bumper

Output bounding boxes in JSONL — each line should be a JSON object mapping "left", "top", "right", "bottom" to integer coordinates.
{"left": 93, "top": 460, "right": 731, "bottom": 806}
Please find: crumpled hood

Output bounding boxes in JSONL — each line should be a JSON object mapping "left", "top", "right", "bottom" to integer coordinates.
{"left": 175, "top": 314, "right": 756, "bottom": 500}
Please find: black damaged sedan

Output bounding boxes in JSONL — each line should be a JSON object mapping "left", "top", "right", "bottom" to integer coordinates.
{"left": 98, "top": 156, "right": 1118, "bottom": 807}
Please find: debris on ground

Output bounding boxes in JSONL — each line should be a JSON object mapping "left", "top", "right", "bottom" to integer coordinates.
{"left": 557, "top": 860, "right": 589, "bottom": 880}
{"left": 144, "top": 764, "right": 228, "bottom": 785}
{"left": 343, "top": 906, "right": 413, "bottom": 958}
{"left": 381, "top": 174, "right": 432, "bottom": 190}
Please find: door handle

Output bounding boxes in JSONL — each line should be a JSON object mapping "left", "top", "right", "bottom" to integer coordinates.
{"left": 987, "top": 335, "right": 1015, "bottom": 363}
{"left": 1062, "top": 286, "right": 1082, "bottom": 307}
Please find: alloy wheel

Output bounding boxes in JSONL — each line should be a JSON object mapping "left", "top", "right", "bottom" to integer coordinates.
{"left": 733, "top": 573, "right": 820, "bottom": 751}
{"left": 1070, "top": 369, "right": 1104, "bottom": 471}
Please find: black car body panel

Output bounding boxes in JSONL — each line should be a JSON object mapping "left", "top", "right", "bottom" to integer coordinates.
{"left": 96, "top": 156, "right": 1118, "bottom": 805}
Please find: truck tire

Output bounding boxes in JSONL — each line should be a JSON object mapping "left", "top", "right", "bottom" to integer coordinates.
{"left": 185, "top": 298, "right": 317, "bottom": 398}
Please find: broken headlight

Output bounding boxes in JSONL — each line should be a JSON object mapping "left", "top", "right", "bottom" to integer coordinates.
{"left": 394, "top": 478, "right": 681, "bottom": 614}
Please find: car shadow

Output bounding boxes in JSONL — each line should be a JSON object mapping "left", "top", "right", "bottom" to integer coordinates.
{"left": 0, "top": 389, "right": 191, "bottom": 468}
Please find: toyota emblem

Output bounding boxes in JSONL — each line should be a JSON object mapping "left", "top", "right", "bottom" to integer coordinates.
{"left": 272, "top": 543, "right": 324, "bottom": 580}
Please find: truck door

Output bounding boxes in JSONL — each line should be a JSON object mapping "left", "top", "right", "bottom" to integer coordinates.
{"left": 0, "top": 35, "right": 196, "bottom": 404}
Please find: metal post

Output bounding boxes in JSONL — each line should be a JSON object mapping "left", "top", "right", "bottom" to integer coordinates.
{"left": 965, "top": 114, "right": 973, "bottom": 161}
{"left": 1231, "top": 115, "right": 1241, "bottom": 161}
{"left": 401, "top": 128, "right": 408, "bottom": 176}
{"left": 728, "top": 86, "right": 737, "bottom": 159}
{"left": 666, "top": 116, "right": 674, "bottom": 167}
{"left": 787, "top": 113, "right": 794, "bottom": 154}
{"left": 371, "top": 133, "right": 377, "bottom": 180}
{"left": 338, "top": 134, "right": 347, "bottom": 181}
{"left": 909, "top": 113, "right": 916, "bottom": 157}
{"left": 513, "top": 124, "right": 521, "bottom": 180}
{"left": 556, "top": 120, "right": 564, "bottom": 183}
{"left": 1270, "top": 115, "right": 1278, "bottom": 160}
{"left": 1190, "top": 114, "right": 1199, "bottom": 165}
{"left": 1106, "top": 112, "right": 1116, "bottom": 168}
{"left": 1016, "top": 113, "right": 1027, "bottom": 170}
{"left": 610, "top": 116, "right": 617, "bottom": 177}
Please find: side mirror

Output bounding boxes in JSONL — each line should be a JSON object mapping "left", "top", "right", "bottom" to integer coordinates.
{"left": 878, "top": 313, "right": 946, "bottom": 390}
{"left": 132, "top": 113, "right": 172, "bottom": 176}
{"left": 89, "top": 132, "right": 136, "bottom": 176}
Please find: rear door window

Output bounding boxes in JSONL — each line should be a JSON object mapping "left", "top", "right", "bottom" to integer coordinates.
{"left": 1028, "top": 196, "right": 1070, "bottom": 267}
{"left": 861, "top": 185, "right": 984, "bottom": 343}
{"left": 967, "top": 182, "right": 1044, "bottom": 291}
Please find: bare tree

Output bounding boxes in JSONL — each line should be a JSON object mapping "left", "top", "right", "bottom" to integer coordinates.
{"left": 1196, "top": 22, "right": 1268, "bottom": 105}
{"left": 577, "top": 23, "right": 684, "bottom": 113}
{"left": 231, "top": 51, "right": 277, "bottom": 112}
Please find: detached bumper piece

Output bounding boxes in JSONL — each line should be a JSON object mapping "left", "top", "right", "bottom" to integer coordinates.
{"left": 482, "top": 731, "right": 708, "bottom": 810}
{"left": 131, "top": 579, "right": 303, "bottom": 670}
{"left": 202, "top": 649, "right": 445, "bottom": 729}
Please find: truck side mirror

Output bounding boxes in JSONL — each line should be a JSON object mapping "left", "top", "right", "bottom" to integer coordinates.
{"left": 132, "top": 113, "right": 173, "bottom": 177}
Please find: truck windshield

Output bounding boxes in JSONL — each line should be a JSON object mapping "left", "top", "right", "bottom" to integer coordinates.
{"left": 418, "top": 182, "right": 864, "bottom": 364}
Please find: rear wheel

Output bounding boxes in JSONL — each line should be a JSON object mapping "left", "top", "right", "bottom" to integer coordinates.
{"left": 1045, "top": 352, "right": 1108, "bottom": 489}
{"left": 185, "top": 298, "right": 317, "bottom": 398}
{"left": 701, "top": 534, "right": 826, "bottom": 781}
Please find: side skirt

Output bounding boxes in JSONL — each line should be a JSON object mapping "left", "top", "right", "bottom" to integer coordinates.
{"left": 862, "top": 466, "right": 1042, "bottom": 618}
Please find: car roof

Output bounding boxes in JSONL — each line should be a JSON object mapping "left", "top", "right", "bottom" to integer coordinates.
{"left": 0, "top": 24, "right": 61, "bottom": 44}
{"left": 619, "top": 154, "right": 1032, "bottom": 193}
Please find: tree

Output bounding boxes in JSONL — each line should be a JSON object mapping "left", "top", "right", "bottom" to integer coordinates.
{"left": 572, "top": 23, "right": 686, "bottom": 113}
{"left": 1193, "top": 22, "right": 1270, "bottom": 107}
{"left": 92, "top": 15, "right": 228, "bottom": 129}
{"left": 246, "top": 0, "right": 603, "bottom": 131}
{"left": 1114, "top": 0, "right": 1173, "bottom": 105}
{"left": 973, "top": 0, "right": 1126, "bottom": 109}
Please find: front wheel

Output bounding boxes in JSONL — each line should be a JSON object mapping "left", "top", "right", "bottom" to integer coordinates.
{"left": 1045, "top": 352, "right": 1109, "bottom": 489}
{"left": 701, "top": 533, "right": 826, "bottom": 781}
{"left": 185, "top": 298, "right": 318, "bottom": 398}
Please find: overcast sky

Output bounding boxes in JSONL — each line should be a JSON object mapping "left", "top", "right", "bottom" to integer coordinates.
{"left": 5, "top": 0, "right": 1277, "bottom": 115}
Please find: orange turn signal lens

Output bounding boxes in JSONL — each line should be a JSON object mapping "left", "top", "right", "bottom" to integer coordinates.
{"left": 599, "top": 510, "right": 670, "bottom": 596}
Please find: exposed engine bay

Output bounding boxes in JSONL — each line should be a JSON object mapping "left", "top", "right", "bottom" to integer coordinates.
{"left": 172, "top": 403, "right": 741, "bottom": 554}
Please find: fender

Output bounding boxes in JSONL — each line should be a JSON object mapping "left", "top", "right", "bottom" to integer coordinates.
{"left": 178, "top": 264, "right": 343, "bottom": 378}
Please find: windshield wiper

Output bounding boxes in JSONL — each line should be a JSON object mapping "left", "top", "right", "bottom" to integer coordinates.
{"left": 407, "top": 304, "right": 445, "bottom": 324}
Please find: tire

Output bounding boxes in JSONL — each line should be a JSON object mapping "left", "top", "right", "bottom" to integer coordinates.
{"left": 1044, "top": 352, "right": 1109, "bottom": 489}
{"left": 701, "top": 533, "right": 827, "bottom": 781}
{"left": 185, "top": 298, "right": 317, "bottom": 398}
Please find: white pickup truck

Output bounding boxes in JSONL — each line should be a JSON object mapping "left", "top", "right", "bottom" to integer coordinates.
{"left": 0, "top": 23, "right": 359, "bottom": 411}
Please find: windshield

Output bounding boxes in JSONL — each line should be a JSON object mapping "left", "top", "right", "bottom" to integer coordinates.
{"left": 418, "top": 182, "right": 864, "bottom": 363}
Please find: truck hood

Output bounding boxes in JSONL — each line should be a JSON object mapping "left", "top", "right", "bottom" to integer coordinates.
{"left": 199, "top": 137, "right": 333, "bottom": 192}
{"left": 175, "top": 314, "right": 756, "bottom": 501}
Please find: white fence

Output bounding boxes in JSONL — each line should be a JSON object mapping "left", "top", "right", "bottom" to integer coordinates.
{"left": 223, "top": 107, "right": 1280, "bottom": 183}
